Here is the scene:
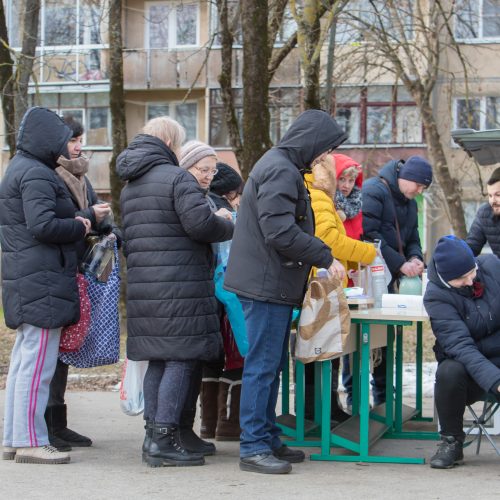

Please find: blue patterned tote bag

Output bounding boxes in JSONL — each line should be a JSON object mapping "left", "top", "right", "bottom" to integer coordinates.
{"left": 59, "top": 246, "right": 121, "bottom": 367}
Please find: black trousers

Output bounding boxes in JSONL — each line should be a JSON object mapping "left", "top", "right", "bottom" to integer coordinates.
{"left": 435, "top": 359, "right": 485, "bottom": 439}
{"left": 48, "top": 359, "right": 69, "bottom": 407}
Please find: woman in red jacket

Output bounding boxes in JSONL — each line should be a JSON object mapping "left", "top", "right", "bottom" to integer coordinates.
{"left": 334, "top": 153, "right": 365, "bottom": 412}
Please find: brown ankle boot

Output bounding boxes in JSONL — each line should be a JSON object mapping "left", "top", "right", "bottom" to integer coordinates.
{"left": 215, "top": 379, "right": 241, "bottom": 441}
{"left": 199, "top": 379, "right": 219, "bottom": 439}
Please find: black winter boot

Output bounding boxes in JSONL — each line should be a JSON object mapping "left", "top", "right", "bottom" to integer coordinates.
{"left": 199, "top": 380, "right": 219, "bottom": 439}
{"left": 146, "top": 424, "right": 205, "bottom": 467}
{"left": 430, "top": 436, "right": 464, "bottom": 469}
{"left": 178, "top": 427, "right": 216, "bottom": 456}
{"left": 142, "top": 420, "right": 153, "bottom": 462}
{"left": 215, "top": 380, "right": 241, "bottom": 441}
{"left": 45, "top": 404, "right": 92, "bottom": 449}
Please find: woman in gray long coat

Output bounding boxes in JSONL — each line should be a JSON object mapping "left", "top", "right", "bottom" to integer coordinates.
{"left": 117, "top": 117, "right": 233, "bottom": 467}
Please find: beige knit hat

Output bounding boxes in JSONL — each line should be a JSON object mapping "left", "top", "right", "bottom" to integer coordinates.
{"left": 179, "top": 140, "right": 217, "bottom": 170}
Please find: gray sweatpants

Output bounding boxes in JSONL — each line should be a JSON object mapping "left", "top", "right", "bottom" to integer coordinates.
{"left": 3, "top": 324, "right": 61, "bottom": 448}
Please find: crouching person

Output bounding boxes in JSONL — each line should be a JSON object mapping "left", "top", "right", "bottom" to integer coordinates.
{"left": 424, "top": 235, "right": 500, "bottom": 469}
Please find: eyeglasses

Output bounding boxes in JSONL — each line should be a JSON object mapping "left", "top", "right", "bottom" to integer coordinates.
{"left": 194, "top": 166, "right": 218, "bottom": 177}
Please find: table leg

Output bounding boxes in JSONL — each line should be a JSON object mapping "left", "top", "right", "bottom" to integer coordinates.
{"left": 385, "top": 325, "right": 395, "bottom": 429}
{"left": 416, "top": 322, "right": 423, "bottom": 418}
{"left": 360, "top": 322, "right": 371, "bottom": 457}
{"left": 395, "top": 325, "right": 404, "bottom": 433}
{"left": 320, "top": 360, "right": 332, "bottom": 457}
{"left": 314, "top": 361, "right": 322, "bottom": 425}
{"left": 295, "top": 361, "right": 305, "bottom": 441}
{"left": 281, "top": 351, "right": 290, "bottom": 416}
{"left": 351, "top": 324, "right": 361, "bottom": 416}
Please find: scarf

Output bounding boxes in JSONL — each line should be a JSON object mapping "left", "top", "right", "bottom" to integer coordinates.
{"left": 335, "top": 185, "right": 362, "bottom": 220}
{"left": 55, "top": 155, "right": 90, "bottom": 210}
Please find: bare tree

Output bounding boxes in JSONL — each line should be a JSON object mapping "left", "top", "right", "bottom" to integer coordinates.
{"left": 289, "top": 0, "right": 339, "bottom": 109}
{"left": 13, "top": 0, "right": 40, "bottom": 132}
{"left": 108, "top": 0, "right": 127, "bottom": 227}
{"left": 335, "top": 0, "right": 467, "bottom": 237}
{"left": 0, "top": 0, "right": 41, "bottom": 154}
{"left": 0, "top": 2, "right": 15, "bottom": 156}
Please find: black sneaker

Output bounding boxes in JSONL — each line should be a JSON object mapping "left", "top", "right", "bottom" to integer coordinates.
{"left": 272, "top": 444, "right": 305, "bottom": 463}
{"left": 240, "top": 453, "right": 292, "bottom": 474}
{"left": 430, "top": 436, "right": 464, "bottom": 469}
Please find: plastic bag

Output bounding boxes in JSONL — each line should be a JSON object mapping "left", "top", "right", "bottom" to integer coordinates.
{"left": 119, "top": 358, "right": 148, "bottom": 416}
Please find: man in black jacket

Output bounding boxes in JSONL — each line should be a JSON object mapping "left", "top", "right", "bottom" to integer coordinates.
{"left": 361, "top": 156, "right": 432, "bottom": 406}
{"left": 466, "top": 167, "right": 500, "bottom": 257}
{"left": 224, "top": 110, "right": 347, "bottom": 474}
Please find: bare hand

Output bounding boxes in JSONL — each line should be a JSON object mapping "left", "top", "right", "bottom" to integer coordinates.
{"left": 75, "top": 216, "right": 91, "bottom": 235}
{"left": 409, "top": 257, "right": 425, "bottom": 274}
{"left": 92, "top": 203, "right": 111, "bottom": 224}
{"left": 327, "top": 259, "right": 346, "bottom": 281}
{"left": 215, "top": 207, "right": 233, "bottom": 221}
{"left": 400, "top": 261, "right": 420, "bottom": 277}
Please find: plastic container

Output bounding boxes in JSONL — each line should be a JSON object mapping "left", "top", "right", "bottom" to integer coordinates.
{"left": 369, "top": 240, "right": 388, "bottom": 308}
{"left": 399, "top": 275, "right": 422, "bottom": 296}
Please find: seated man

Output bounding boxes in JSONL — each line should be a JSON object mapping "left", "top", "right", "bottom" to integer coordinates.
{"left": 423, "top": 235, "right": 500, "bottom": 469}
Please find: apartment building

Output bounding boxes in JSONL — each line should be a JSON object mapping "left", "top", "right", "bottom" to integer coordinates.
{"left": 2, "top": 0, "right": 500, "bottom": 252}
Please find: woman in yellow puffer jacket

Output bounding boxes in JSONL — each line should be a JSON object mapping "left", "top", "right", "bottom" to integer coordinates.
{"left": 305, "top": 154, "right": 376, "bottom": 284}
{"left": 303, "top": 154, "right": 376, "bottom": 425}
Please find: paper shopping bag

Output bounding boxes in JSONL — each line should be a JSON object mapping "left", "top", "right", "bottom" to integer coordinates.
{"left": 295, "top": 275, "right": 351, "bottom": 363}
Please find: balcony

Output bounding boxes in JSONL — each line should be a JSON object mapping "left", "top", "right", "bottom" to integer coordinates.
{"left": 123, "top": 49, "right": 208, "bottom": 90}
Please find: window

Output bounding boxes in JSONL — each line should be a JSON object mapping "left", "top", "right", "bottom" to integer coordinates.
{"left": 333, "top": 85, "right": 423, "bottom": 145}
{"left": 335, "top": 0, "right": 414, "bottom": 44}
{"left": 6, "top": 0, "right": 108, "bottom": 83}
{"left": 209, "top": 88, "right": 301, "bottom": 147}
{"left": 146, "top": 2, "right": 199, "bottom": 49}
{"left": 147, "top": 102, "right": 198, "bottom": 140}
{"left": 210, "top": 2, "right": 296, "bottom": 47}
{"left": 454, "top": 96, "right": 500, "bottom": 130}
{"left": 455, "top": 0, "right": 500, "bottom": 40}
{"left": 34, "top": 92, "right": 111, "bottom": 147}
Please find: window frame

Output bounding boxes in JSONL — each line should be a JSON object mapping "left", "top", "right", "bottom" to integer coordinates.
{"left": 145, "top": 1, "right": 200, "bottom": 50}
{"left": 454, "top": 0, "right": 500, "bottom": 43}
{"left": 453, "top": 95, "right": 500, "bottom": 134}
{"left": 146, "top": 100, "right": 199, "bottom": 140}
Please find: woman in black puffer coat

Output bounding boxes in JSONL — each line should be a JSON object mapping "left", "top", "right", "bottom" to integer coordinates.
{"left": 117, "top": 117, "right": 233, "bottom": 467}
{"left": 424, "top": 235, "right": 500, "bottom": 470}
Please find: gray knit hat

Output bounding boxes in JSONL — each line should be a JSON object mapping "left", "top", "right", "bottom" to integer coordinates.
{"left": 179, "top": 140, "right": 217, "bottom": 170}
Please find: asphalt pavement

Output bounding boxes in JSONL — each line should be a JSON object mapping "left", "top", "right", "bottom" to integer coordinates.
{"left": 1, "top": 390, "right": 500, "bottom": 500}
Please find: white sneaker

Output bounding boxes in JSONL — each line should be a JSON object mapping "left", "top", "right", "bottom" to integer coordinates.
{"left": 15, "top": 445, "right": 70, "bottom": 464}
{"left": 2, "top": 447, "right": 16, "bottom": 460}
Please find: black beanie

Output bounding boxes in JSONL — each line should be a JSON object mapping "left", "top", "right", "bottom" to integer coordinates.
{"left": 210, "top": 162, "right": 243, "bottom": 196}
{"left": 398, "top": 156, "right": 433, "bottom": 187}
{"left": 433, "top": 235, "right": 476, "bottom": 283}
{"left": 487, "top": 167, "right": 500, "bottom": 186}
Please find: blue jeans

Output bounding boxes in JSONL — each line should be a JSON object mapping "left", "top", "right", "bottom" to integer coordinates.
{"left": 238, "top": 297, "right": 293, "bottom": 458}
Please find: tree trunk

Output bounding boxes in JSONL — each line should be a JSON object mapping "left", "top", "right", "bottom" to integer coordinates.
{"left": 13, "top": 0, "right": 40, "bottom": 132}
{"left": 0, "top": 2, "right": 15, "bottom": 156}
{"left": 108, "top": 0, "right": 127, "bottom": 227}
{"left": 419, "top": 97, "right": 467, "bottom": 238}
{"left": 240, "top": 0, "right": 272, "bottom": 178}
{"left": 300, "top": 0, "right": 321, "bottom": 110}
{"left": 216, "top": 0, "right": 243, "bottom": 170}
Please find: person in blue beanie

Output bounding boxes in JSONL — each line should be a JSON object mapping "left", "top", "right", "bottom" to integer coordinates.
{"left": 359, "top": 156, "right": 432, "bottom": 407}
{"left": 424, "top": 235, "right": 500, "bottom": 469}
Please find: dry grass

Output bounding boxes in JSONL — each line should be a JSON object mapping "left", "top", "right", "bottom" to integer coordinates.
{"left": 0, "top": 309, "right": 125, "bottom": 391}
{"left": 0, "top": 306, "right": 436, "bottom": 392}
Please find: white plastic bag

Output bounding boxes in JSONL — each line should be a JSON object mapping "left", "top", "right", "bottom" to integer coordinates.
{"left": 119, "top": 358, "right": 148, "bottom": 416}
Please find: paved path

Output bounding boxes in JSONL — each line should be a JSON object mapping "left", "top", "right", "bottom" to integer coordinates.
{"left": 1, "top": 391, "right": 499, "bottom": 500}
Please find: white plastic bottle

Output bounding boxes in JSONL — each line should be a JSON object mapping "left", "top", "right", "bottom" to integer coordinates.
{"left": 369, "top": 240, "right": 388, "bottom": 308}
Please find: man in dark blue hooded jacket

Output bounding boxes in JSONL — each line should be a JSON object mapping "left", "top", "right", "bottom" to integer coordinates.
{"left": 361, "top": 156, "right": 432, "bottom": 406}
{"left": 424, "top": 235, "right": 500, "bottom": 469}
{"left": 224, "top": 110, "right": 347, "bottom": 474}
